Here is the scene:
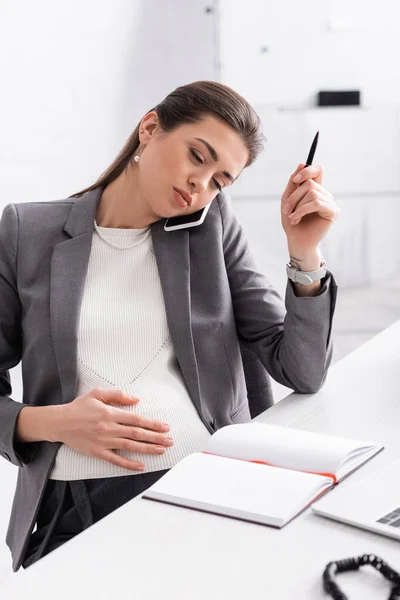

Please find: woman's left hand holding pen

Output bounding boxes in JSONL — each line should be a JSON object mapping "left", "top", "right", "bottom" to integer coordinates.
{"left": 280, "top": 163, "right": 340, "bottom": 272}
{"left": 279, "top": 163, "right": 340, "bottom": 297}
{"left": 281, "top": 163, "right": 339, "bottom": 254}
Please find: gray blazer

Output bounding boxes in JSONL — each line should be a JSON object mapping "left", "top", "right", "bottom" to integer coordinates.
{"left": 0, "top": 188, "right": 337, "bottom": 571}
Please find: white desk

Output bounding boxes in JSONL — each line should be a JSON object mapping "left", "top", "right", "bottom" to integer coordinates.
{"left": 3, "top": 321, "right": 400, "bottom": 599}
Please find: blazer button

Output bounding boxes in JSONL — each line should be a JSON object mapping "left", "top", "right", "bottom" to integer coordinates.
{"left": 4, "top": 453, "right": 11, "bottom": 461}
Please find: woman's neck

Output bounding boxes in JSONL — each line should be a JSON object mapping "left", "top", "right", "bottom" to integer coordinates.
{"left": 95, "top": 167, "right": 158, "bottom": 229}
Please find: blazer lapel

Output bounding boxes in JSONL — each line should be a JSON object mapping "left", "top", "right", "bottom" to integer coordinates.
{"left": 151, "top": 221, "right": 202, "bottom": 414}
{"left": 50, "top": 189, "right": 101, "bottom": 404}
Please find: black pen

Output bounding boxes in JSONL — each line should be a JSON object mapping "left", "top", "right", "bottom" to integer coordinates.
{"left": 305, "top": 131, "right": 319, "bottom": 166}
{"left": 297, "top": 131, "right": 319, "bottom": 187}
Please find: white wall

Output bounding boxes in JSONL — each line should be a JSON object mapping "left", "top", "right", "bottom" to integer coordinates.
{"left": 219, "top": 0, "right": 400, "bottom": 107}
{"left": 0, "top": 0, "right": 217, "bottom": 206}
{"left": 0, "top": 0, "right": 217, "bottom": 581}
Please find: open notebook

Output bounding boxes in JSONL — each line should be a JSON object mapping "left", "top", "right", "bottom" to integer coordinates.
{"left": 143, "top": 423, "right": 383, "bottom": 527}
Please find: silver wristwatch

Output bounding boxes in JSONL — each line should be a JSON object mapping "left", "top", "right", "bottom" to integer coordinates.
{"left": 286, "top": 258, "right": 327, "bottom": 285}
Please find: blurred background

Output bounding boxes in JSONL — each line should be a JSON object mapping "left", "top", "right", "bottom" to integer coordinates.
{"left": 1, "top": 0, "right": 400, "bottom": 582}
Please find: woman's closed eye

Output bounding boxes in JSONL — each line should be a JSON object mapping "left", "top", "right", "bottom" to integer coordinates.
{"left": 189, "top": 148, "right": 223, "bottom": 192}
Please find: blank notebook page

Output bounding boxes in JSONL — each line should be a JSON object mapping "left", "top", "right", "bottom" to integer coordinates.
{"left": 145, "top": 453, "right": 332, "bottom": 525}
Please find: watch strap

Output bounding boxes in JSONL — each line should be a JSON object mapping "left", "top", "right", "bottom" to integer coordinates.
{"left": 286, "top": 259, "right": 327, "bottom": 285}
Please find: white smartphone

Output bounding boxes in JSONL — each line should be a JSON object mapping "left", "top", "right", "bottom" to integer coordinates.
{"left": 164, "top": 203, "right": 211, "bottom": 232}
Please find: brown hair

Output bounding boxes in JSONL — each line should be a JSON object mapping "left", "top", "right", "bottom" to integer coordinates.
{"left": 71, "top": 80, "right": 265, "bottom": 197}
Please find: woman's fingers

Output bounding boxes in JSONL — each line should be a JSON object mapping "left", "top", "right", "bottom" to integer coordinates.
{"left": 283, "top": 179, "right": 331, "bottom": 216}
{"left": 112, "top": 437, "right": 171, "bottom": 455}
{"left": 281, "top": 163, "right": 305, "bottom": 205}
{"left": 281, "top": 166, "right": 339, "bottom": 226}
{"left": 292, "top": 164, "right": 323, "bottom": 185}
{"left": 281, "top": 163, "right": 324, "bottom": 205}
{"left": 114, "top": 424, "right": 174, "bottom": 447}
{"left": 109, "top": 406, "right": 170, "bottom": 433}
{"left": 97, "top": 450, "right": 145, "bottom": 472}
{"left": 288, "top": 197, "right": 339, "bottom": 225}
{"left": 92, "top": 387, "right": 140, "bottom": 406}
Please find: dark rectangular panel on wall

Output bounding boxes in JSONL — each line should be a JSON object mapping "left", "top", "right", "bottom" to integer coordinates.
{"left": 317, "top": 90, "right": 361, "bottom": 106}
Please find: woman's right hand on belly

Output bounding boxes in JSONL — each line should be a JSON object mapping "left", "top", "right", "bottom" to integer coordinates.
{"left": 53, "top": 388, "right": 174, "bottom": 471}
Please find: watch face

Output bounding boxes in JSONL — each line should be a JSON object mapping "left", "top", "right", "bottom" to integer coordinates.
{"left": 296, "top": 272, "right": 314, "bottom": 285}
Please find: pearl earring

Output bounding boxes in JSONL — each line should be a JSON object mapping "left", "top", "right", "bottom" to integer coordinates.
{"left": 135, "top": 130, "right": 144, "bottom": 162}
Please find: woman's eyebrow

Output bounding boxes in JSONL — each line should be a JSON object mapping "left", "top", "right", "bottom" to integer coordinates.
{"left": 194, "top": 137, "right": 235, "bottom": 183}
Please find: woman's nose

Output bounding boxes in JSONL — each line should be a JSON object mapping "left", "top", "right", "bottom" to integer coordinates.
{"left": 188, "top": 176, "right": 207, "bottom": 194}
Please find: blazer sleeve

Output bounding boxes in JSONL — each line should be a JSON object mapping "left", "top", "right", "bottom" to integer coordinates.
{"left": 0, "top": 203, "right": 38, "bottom": 466}
{"left": 217, "top": 193, "right": 338, "bottom": 394}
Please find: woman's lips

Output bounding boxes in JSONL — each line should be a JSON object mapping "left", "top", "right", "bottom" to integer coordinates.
{"left": 173, "top": 188, "right": 188, "bottom": 208}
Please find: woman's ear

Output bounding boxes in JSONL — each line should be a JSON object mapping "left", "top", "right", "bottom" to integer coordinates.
{"left": 139, "top": 111, "right": 160, "bottom": 146}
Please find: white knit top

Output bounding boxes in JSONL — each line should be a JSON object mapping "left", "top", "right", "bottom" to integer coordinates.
{"left": 49, "top": 222, "right": 211, "bottom": 480}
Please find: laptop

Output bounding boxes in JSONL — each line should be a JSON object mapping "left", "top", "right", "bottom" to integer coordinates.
{"left": 312, "top": 459, "right": 400, "bottom": 541}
